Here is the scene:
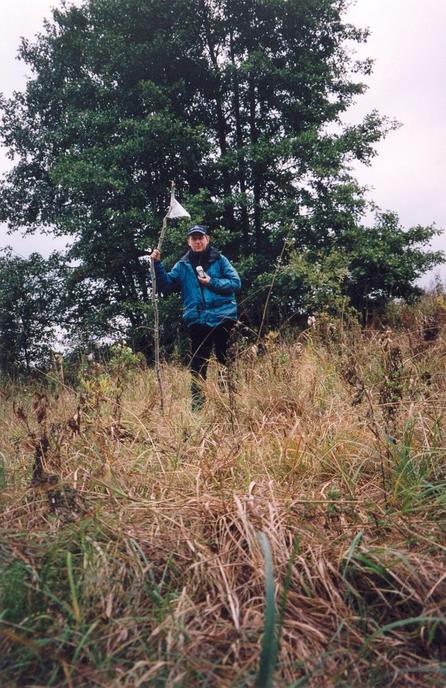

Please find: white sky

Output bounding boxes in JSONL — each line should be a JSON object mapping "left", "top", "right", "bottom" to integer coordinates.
{"left": 346, "top": 0, "right": 446, "bottom": 285}
{"left": 0, "top": 0, "right": 445, "bottom": 284}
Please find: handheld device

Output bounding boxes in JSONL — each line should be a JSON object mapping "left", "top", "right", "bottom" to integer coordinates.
{"left": 196, "top": 266, "right": 205, "bottom": 278}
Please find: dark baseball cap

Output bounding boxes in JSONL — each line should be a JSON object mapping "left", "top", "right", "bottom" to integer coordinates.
{"left": 187, "top": 225, "right": 209, "bottom": 236}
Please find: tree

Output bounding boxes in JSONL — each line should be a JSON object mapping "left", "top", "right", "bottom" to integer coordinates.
{"left": 343, "top": 212, "right": 444, "bottom": 318}
{"left": 0, "top": 0, "right": 442, "bottom": 353}
{"left": 1, "top": 0, "right": 218, "bottom": 352}
{"left": 0, "top": 250, "right": 64, "bottom": 376}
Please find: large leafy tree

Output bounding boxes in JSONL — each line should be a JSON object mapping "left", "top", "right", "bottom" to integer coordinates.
{"left": 0, "top": 0, "right": 442, "bottom": 353}
{"left": 0, "top": 250, "right": 64, "bottom": 375}
{"left": 343, "top": 212, "right": 444, "bottom": 317}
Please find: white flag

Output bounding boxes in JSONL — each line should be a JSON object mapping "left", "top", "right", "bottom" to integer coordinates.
{"left": 167, "top": 191, "right": 190, "bottom": 219}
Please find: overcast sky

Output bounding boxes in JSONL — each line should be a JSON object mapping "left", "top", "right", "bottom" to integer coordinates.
{"left": 1, "top": 0, "right": 445, "bottom": 284}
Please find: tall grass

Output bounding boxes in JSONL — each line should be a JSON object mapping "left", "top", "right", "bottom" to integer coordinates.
{"left": 1, "top": 301, "right": 446, "bottom": 686}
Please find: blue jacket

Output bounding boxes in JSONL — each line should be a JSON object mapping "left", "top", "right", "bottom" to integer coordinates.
{"left": 154, "top": 246, "right": 241, "bottom": 327}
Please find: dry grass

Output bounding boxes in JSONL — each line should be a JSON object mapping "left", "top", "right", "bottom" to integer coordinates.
{"left": 1, "top": 309, "right": 446, "bottom": 687}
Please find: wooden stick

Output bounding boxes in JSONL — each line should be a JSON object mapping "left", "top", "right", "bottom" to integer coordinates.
{"left": 150, "top": 182, "right": 175, "bottom": 413}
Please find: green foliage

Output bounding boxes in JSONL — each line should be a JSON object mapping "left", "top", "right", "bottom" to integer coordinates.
{"left": 0, "top": 249, "right": 65, "bottom": 376}
{"left": 0, "top": 0, "right": 443, "bottom": 358}
{"left": 1, "top": 559, "right": 34, "bottom": 624}
{"left": 0, "top": 519, "right": 184, "bottom": 686}
{"left": 342, "top": 212, "right": 444, "bottom": 317}
{"left": 0, "top": 456, "right": 5, "bottom": 489}
{"left": 78, "top": 344, "right": 143, "bottom": 407}
{"left": 108, "top": 342, "right": 145, "bottom": 376}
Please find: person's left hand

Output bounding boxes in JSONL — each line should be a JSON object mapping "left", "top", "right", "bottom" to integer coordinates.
{"left": 198, "top": 273, "right": 211, "bottom": 285}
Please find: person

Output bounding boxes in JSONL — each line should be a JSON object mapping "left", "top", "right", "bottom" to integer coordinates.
{"left": 151, "top": 225, "right": 241, "bottom": 410}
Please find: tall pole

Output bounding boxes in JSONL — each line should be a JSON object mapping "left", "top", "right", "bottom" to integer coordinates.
{"left": 150, "top": 181, "right": 175, "bottom": 412}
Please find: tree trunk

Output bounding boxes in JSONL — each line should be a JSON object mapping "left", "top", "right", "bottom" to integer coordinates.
{"left": 230, "top": 28, "right": 250, "bottom": 252}
{"left": 248, "top": 75, "right": 262, "bottom": 251}
{"left": 201, "top": 1, "right": 235, "bottom": 231}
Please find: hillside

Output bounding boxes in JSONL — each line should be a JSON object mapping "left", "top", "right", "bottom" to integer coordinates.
{"left": 1, "top": 301, "right": 446, "bottom": 687}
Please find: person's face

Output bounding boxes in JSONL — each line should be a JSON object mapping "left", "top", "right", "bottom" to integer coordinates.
{"left": 187, "top": 232, "right": 209, "bottom": 252}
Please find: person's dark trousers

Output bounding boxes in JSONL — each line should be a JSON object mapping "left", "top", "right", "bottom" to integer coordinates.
{"left": 188, "top": 320, "right": 234, "bottom": 409}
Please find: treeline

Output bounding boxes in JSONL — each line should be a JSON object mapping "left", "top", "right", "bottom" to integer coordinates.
{"left": 0, "top": 0, "right": 443, "bottom": 375}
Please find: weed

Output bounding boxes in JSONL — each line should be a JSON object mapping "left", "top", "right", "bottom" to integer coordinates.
{"left": 1, "top": 305, "right": 446, "bottom": 686}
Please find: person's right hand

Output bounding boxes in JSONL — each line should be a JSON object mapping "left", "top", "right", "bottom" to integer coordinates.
{"left": 151, "top": 248, "right": 161, "bottom": 261}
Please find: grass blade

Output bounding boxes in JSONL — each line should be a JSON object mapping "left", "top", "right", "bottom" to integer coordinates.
{"left": 66, "top": 552, "right": 81, "bottom": 624}
{"left": 255, "top": 531, "right": 277, "bottom": 688}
